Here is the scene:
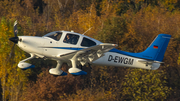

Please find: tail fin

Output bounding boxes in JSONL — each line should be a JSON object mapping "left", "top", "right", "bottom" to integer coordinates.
{"left": 140, "top": 34, "right": 171, "bottom": 61}
{"left": 109, "top": 34, "right": 171, "bottom": 62}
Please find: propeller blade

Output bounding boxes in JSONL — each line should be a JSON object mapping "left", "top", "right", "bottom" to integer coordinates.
{"left": 9, "top": 20, "right": 19, "bottom": 44}
{"left": 7, "top": 20, "right": 18, "bottom": 62}
{"left": 9, "top": 43, "right": 15, "bottom": 58}
{"left": 7, "top": 43, "right": 15, "bottom": 62}
{"left": 13, "top": 20, "right": 18, "bottom": 37}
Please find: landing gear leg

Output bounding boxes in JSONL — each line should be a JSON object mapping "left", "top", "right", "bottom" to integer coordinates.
{"left": 68, "top": 59, "right": 87, "bottom": 75}
{"left": 49, "top": 60, "right": 67, "bottom": 76}
{"left": 18, "top": 54, "right": 35, "bottom": 70}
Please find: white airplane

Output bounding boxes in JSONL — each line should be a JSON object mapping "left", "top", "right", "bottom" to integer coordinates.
{"left": 9, "top": 21, "right": 171, "bottom": 76}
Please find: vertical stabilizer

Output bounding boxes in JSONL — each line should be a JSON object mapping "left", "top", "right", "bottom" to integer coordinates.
{"left": 140, "top": 34, "right": 171, "bottom": 61}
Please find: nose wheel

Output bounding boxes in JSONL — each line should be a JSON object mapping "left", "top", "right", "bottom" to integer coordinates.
{"left": 18, "top": 54, "right": 35, "bottom": 70}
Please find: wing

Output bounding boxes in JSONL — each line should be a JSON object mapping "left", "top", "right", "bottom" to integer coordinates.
{"left": 60, "top": 43, "right": 118, "bottom": 66}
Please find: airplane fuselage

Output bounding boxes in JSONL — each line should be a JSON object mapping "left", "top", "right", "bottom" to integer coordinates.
{"left": 17, "top": 35, "right": 159, "bottom": 70}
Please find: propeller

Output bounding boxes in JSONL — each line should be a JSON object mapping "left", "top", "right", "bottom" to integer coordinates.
{"left": 8, "top": 20, "right": 19, "bottom": 60}
{"left": 9, "top": 20, "right": 19, "bottom": 43}
{"left": 13, "top": 20, "right": 18, "bottom": 37}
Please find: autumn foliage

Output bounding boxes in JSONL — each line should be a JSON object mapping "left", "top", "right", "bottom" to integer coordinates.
{"left": 1, "top": 0, "right": 180, "bottom": 101}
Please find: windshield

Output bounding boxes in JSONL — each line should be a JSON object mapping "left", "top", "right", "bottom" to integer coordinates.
{"left": 44, "top": 32, "right": 62, "bottom": 41}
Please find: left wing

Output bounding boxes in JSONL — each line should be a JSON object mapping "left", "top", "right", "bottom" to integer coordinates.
{"left": 60, "top": 43, "right": 118, "bottom": 66}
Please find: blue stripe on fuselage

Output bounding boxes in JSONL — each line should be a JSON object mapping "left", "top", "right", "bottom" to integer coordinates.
{"left": 43, "top": 47, "right": 84, "bottom": 50}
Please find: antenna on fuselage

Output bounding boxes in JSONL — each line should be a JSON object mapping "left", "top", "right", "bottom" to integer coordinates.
{"left": 82, "top": 27, "right": 93, "bottom": 35}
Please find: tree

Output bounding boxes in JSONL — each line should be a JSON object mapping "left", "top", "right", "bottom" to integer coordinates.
{"left": 120, "top": 69, "right": 171, "bottom": 100}
{"left": 0, "top": 18, "right": 31, "bottom": 101}
{"left": 21, "top": 66, "right": 82, "bottom": 101}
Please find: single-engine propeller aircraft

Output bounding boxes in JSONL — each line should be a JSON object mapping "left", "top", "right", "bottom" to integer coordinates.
{"left": 9, "top": 21, "right": 171, "bottom": 76}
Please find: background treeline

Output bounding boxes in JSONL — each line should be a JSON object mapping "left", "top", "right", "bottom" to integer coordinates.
{"left": 0, "top": 0, "right": 180, "bottom": 101}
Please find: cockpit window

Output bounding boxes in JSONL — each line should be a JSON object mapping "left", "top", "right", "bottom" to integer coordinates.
{"left": 46, "top": 32, "right": 62, "bottom": 41}
{"left": 63, "top": 34, "right": 79, "bottom": 45}
{"left": 81, "top": 37, "right": 96, "bottom": 47}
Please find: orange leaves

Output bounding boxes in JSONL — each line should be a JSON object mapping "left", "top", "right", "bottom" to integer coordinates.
{"left": 21, "top": 67, "right": 82, "bottom": 101}
{"left": 120, "top": 69, "right": 171, "bottom": 100}
{"left": 62, "top": 4, "right": 100, "bottom": 37}
{"left": 1, "top": 0, "right": 180, "bottom": 100}
{"left": 0, "top": 18, "right": 30, "bottom": 101}
{"left": 100, "top": 0, "right": 116, "bottom": 16}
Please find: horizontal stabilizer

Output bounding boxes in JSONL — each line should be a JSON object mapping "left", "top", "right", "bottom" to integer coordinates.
{"left": 138, "top": 60, "right": 164, "bottom": 64}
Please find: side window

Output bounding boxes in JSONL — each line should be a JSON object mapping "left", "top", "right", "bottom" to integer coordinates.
{"left": 63, "top": 34, "right": 79, "bottom": 45}
{"left": 81, "top": 37, "right": 96, "bottom": 47}
{"left": 47, "top": 32, "right": 62, "bottom": 41}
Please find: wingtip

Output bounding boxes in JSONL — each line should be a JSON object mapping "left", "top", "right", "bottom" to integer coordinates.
{"left": 113, "top": 44, "right": 118, "bottom": 47}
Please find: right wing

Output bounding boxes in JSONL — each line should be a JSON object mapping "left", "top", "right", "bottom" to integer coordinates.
{"left": 60, "top": 43, "right": 118, "bottom": 66}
